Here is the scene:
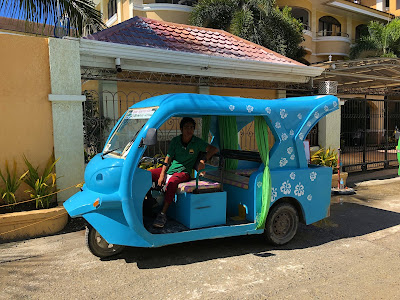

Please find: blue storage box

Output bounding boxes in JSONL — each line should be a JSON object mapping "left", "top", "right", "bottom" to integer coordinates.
{"left": 170, "top": 192, "right": 227, "bottom": 229}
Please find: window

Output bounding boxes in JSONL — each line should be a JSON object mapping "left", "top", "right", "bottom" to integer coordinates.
{"left": 355, "top": 24, "right": 368, "bottom": 41}
{"left": 319, "top": 16, "right": 342, "bottom": 36}
{"left": 108, "top": 0, "right": 117, "bottom": 19}
{"left": 290, "top": 7, "right": 310, "bottom": 31}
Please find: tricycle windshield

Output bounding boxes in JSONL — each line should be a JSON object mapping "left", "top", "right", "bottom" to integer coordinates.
{"left": 103, "top": 107, "right": 158, "bottom": 156}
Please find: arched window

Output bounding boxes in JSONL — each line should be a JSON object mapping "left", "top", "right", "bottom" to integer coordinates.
{"left": 355, "top": 24, "right": 368, "bottom": 41}
{"left": 291, "top": 7, "right": 310, "bottom": 30}
{"left": 108, "top": 0, "right": 117, "bottom": 19}
{"left": 319, "top": 16, "right": 341, "bottom": 36}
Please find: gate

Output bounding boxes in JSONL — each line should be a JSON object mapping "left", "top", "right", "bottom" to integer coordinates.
{"left": 341, "top": 98, "right": 400, "bottom": 172}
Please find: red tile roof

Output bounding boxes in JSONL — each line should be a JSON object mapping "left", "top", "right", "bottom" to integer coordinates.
{"left": 84, "top": 16, "right": 304, "bottom": 66}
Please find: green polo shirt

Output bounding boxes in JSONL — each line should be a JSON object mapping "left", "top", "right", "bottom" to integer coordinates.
{"left": 166, "top": 135, "right": 208, "bottom": 175}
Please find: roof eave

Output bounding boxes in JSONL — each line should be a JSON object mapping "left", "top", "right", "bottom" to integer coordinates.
{"left": 79, "top": 38, "right": 323, "bottom": 83}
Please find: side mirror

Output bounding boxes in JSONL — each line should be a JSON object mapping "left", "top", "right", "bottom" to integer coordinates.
{"left": 140, "top": 128, "right": 157, "bottom": 147}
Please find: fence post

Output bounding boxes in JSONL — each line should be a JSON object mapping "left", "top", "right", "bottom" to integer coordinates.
{"left": 48, "top": 38, "right": 85, "bottom": 203}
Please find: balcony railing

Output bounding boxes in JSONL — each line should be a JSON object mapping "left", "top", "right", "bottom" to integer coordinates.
{"left": 317, "top": 31, "right": 349, "bottom": 38}
{"left": 302, "top": 24, "right": 311, "bottom": 31}
{"left": 155, "top": 0, "right": 198, "bottom": 6}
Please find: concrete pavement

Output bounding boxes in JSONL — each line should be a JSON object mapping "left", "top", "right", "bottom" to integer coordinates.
{"left": 1, "top": 173, "right": 400, "bottom": 299}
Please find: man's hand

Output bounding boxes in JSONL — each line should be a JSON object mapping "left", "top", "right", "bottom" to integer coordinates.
{"left": 198, "top": 161, "right": 206, "bottom": 176}
{"left": 158, "top": 174, "right": 165, "bottom": 187}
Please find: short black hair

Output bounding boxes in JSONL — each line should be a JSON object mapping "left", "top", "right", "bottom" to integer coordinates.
{"left": 180, "top": 117, "right": 196, "bottom": 129}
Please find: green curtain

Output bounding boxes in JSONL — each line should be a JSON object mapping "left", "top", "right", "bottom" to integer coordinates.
{"left": 397, "top": 137, "right": 400, "bottom": 176}
{"left": 254, "top": 116, "right": 272, "bottom": 229}
{"left": 201, "top": 116, "right": 211, "bottom": 142}
{"left": 218, "top": 116, "right": 238, "bottom": 170}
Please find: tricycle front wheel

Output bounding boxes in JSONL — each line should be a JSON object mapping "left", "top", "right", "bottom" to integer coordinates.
{"left": 263, "top": 202, "right": 299, "bottom": 246}
{"left": 85, "top": 226, "right": 125, "bottom": 258}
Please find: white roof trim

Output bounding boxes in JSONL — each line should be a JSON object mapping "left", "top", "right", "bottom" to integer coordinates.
{"left": 133, "top": 3, "right": 193, "bottom": 13}
{"left": 79, "top": 39, "right": 323, "bottom": 83}
{"left": 327, "top": 1, "right": 391, "bottom": 20}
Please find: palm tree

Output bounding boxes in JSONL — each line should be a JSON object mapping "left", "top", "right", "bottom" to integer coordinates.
{"left": 0, "top": 0, "right": 105, "bottom": 36}
{"left": 350, "top": 18, "right": 400, "bottom": 59}
{"left": 189, "top": 0, "right": 306, "bottom": 62}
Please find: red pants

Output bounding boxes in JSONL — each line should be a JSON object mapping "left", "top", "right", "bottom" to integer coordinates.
{"left": 150, "top": 168, "right": 191, "bottom": 204}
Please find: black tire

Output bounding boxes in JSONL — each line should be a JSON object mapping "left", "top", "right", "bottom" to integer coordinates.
{"left": 263, "top": 202, "right": 299, "bottom": 246}
{"left": 85, "top": 226, "right": 125, "bottom": 258}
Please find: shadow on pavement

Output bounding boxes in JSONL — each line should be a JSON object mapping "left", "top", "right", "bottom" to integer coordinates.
{"left": 102, "top": 201, "right": 400, "bottom": 269}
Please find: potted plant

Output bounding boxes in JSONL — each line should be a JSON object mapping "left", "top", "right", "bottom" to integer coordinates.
{"left": 311, "top": 148, "right": 348, "bottom": 188}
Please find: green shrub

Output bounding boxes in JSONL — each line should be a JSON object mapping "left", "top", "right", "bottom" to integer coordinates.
{"left": 23, "top": 155, "right": 59, "bottom": 209}
{"left": 0, "top": 161, "right": 28, "bottom": 210}
{"left": 311, "top": 148, "right": 338, "bottom": 171}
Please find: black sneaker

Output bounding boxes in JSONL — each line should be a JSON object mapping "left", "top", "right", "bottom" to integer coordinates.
{"left": 153, "top": 212, "right": 167, "bottom": 228}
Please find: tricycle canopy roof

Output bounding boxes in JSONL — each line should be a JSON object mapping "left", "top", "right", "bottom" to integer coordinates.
{"left": 130, "top": 93, "right": 339, "bottom": 169}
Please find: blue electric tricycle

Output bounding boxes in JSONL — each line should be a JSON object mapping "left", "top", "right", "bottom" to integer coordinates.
{"left": 64, "top": 93, "right": 339, "bottom": 258}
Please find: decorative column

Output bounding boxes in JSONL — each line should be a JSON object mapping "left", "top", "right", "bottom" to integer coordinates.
{"left": 319, "top": 103, "right": 341, "bottom": 150}
{"left": 48, "top": 38, "right": 85, "bottom": 203}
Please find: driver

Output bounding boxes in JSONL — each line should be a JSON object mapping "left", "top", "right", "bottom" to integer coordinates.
{"left": 148, "top": 117, "right": 218, "bottom": 228}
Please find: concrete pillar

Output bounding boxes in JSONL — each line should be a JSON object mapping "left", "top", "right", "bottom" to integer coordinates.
{"left": 311, "top": 8, "right": 317, "bottom": 38}
{"left": 318, "top": 104, "right": 341, "bottom": 151}
{"left": 48, "top": 38, "right": 85, "bottom": 203}
{"left": 377, "top": 0, "right": 384, "bottom": 11}
{"left": 277, "top": 90, "right": 286, "bottom": 98}
{"left": 346, "top": 15, "right": 353, "bottom": 40}
{"left": 198, "top": 86, "right": 210, "bottom": 94}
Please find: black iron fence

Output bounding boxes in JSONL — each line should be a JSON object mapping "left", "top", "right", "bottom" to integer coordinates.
{"left": 341, "top": 98, "right": 400, "bottom": 172}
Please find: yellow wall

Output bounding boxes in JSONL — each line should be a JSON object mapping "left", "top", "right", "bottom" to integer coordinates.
{"left": 277, "top": 0, "right": 312, "bottom": 12}
{"left": 0, "top": 34, "right": 53, "bottom": 200}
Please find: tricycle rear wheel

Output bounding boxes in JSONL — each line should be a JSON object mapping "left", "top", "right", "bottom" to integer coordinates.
{"left": 263, "top": 202, "right": 299, "bottom": 246}
{"left": 85, "top": 226, "right": 125, "bottom": 258}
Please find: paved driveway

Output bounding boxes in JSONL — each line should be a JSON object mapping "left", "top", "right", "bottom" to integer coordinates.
{"left": 1, "top": 178, "right": 400, "bottom": 299}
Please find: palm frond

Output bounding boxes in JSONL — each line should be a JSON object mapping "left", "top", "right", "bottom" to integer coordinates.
{"left": 0, "top": 0, "right": 105, "bottom": 36}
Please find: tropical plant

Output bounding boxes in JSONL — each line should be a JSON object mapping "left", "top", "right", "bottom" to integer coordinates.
{"left": 0, "top": 0, "right": 105, "bottom": 36}
{"left": 189, "top": 0, "right": 306, "bottom": 62}
{"left": 0, "top": 161, "right": 28, "bottom": 210}
{"left": 311, "top": 148, "right": 338, "bottom": 171}
{"left": 350, "top": 18, "right": 400, "bottom": 59}
{"left": 23, "top": 155, "right": 59, "bottom": 209}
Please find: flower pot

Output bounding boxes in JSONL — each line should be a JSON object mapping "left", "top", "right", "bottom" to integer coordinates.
{"left": 0, "top": 206, "right": 68, "bottom": 242}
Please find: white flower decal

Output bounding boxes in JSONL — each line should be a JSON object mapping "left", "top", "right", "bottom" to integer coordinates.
{"left": 281, "top": 133, "right": 288, "bottom": 141}
{"left": 279, "top": 157, "right": 288, "bottom": 167}
{"left": 333, "top": 101, "right": 338, "bottom": 107}
{"left": 299, "top": 133, "right": 304, "bottom": 140}
{"left": 294, "top": 182, "right": 305, "bottom": 197}
{"left": 289, "top": 129, "right": 294, "bottom": 136}
{"left": 307, "top": 194, "right": 312, "bottom": 201}
{"left": 275, "top": 122, "right": 281, "bottom": 129}
{"left": 290, "top": 172, "right": 296, "bottom": 180}
{"left": 257, "top": 181, "right": 262, "bottom": 188}
{"left": 307, "top": 121, "right": 312, "bottom": 127}
{"left": 290, "top": 154, "right": 295, "bottom": 160}
{"left": 287, "top": 147, "right": 293, "bottom": 155}
{"left": 246, "top": 105, "right": 254, "bottom": 113}
{"left": 280, "top": 180, "right": 291, "bottom": 195}
{"left": 314, "top": 111, "right": 320, "bottom": 119}
{"left": 297, "top": 113, "right": 302, "bottom": 119}
{"left": 229, "top": 105, "right": 235, "bottom": 111}
{"left": 271, "top": 187, "right": 278, "bottom": 202}
{"left": 310, "top": 171, "right": 317, "bottom": 182}
{"left": 324, "top": 105, "right": 329, "bottom": 112}
{"left": 265, "top": 107, "right": 271, "bottom": 114}
{"left": 280, "top": 109, "right": 288, "bottom": 119}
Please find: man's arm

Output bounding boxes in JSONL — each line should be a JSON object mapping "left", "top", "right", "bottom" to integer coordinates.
{"left": 198, "top": 144, "right": 219, "bottom": 171}
{"left": 158, "top": 155, "right": 171, "bottom": 186}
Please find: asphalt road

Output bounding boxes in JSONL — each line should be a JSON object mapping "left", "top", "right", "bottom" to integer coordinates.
{"left": 1, "top": 175, "right": 400, "bottom": 299}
